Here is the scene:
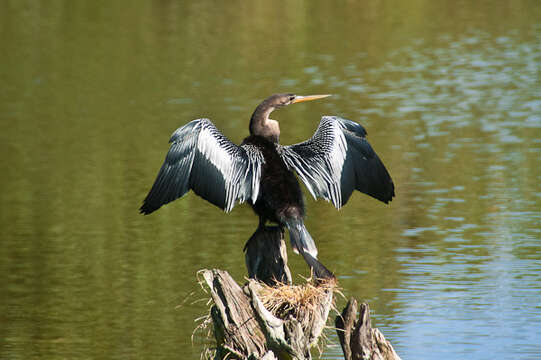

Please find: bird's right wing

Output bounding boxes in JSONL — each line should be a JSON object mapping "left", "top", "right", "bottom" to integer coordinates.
{"left": 140, "top": 118, "right": 264, "bottom": 214}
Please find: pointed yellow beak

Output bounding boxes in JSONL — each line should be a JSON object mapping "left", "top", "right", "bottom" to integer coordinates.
{"left": 291, "top": 94, "right": 331, "bottom": 104}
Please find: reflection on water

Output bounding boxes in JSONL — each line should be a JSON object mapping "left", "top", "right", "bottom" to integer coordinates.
{"left": 1, "top": 1, "right": 540, "bottom": 360}
{"left": 318, "top": 27, "right": 541, "bottom": 360}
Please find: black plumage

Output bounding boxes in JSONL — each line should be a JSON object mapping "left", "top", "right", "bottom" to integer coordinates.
{"left": 140, "top": 94, "right": 395, "bottom": 259}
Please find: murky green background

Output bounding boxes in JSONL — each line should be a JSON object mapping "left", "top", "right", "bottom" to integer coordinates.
{"left": 1, "top": 1, "right": 540, "bottom": 359}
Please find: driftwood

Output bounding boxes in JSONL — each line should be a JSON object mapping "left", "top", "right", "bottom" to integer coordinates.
{"left": 335, "top": 299, "right": 401, "bottom": 360}
{"left": 198, "top": 225, "right": 401, "bottom": 360}
{"left": 201, "top": 269, "right": 334, "bottom": 359}
{"left": 201, "top": 269, "right": 267, "bottom": 359}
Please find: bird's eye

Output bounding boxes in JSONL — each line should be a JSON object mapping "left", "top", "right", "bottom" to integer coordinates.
{"left": 289, "top": 96, "right": 295, "bottom": 102}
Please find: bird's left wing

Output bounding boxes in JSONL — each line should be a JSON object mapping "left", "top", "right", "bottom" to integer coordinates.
{"left": 140, "top": 118, "right": 263, "bottom": 214}
{"left": 279, "top": 116, "right": 394, "bottom": 209}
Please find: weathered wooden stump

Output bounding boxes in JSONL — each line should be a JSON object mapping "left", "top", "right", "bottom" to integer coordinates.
{"left": 335, "top": 298, "right": 401, "bottom": 360}
{"left": 198, "top": 225, "right": 401, "bottom": 360}
{"left": 201, "top": 269, "right": 267, "bottom": 359}
{"left": 201, "top": 269, "right": 334, "bottom": 360}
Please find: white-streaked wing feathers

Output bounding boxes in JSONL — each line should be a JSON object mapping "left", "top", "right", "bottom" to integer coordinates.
{"left": 279, "top": 116, "right": 395, "bottom": 209}
{"left": 140, "top": 118, "right": 263, "bottom": 214}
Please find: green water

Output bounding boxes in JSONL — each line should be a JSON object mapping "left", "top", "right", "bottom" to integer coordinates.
{"left": 1, "top": 1, "right": 540, "bottom": 359}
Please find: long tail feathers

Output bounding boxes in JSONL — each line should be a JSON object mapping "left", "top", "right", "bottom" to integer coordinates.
{"left": 284, "top": 219, "right": 318, "bottom": 259}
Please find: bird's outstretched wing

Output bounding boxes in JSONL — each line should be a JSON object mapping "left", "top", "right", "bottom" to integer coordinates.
{"left": 140, "top": 118, "right": 263, "bottom": 214}
{"left": 279, "top": 116, "right": 394, "bottom": 209}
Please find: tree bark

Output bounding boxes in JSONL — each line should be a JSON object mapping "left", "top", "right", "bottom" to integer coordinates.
{"left": 335, "top": 298, "right": 401, "bottom": 360}
{"left": 201, "top": 269, "right": 333, "bottom": 360}
{"left": 201, "top": 269, "right": 267, "bottom": 359}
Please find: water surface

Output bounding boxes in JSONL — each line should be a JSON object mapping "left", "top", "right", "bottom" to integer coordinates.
{"left": 1, "top": 1, "right": 540, "bottom": 359}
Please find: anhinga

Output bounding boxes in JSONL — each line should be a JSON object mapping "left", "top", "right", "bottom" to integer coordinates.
{"left": 140, "top": 94, "right": 394, "bottom": 261}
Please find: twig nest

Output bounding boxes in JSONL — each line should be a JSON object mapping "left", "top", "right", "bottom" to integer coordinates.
{"left": 257, "top": 280, "right": 336, "bottom": 322}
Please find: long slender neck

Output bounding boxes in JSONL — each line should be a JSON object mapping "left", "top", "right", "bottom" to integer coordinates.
{"left": 249, "top": 102, "right": 280, "bottom": 143}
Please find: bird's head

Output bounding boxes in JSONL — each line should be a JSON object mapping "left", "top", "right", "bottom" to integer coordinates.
{"left": 250, "top": 93, "right": 331, "bottom": 141}
{"left": 265, "top": 93, "right": 331, "bottom": 110}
